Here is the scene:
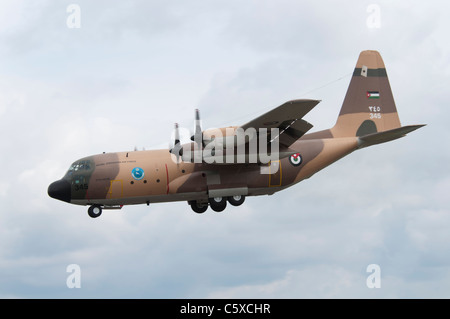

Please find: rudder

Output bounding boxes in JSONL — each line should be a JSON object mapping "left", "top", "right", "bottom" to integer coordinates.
{"left": 331, "top": 50, "right": 401, "bottom": 138}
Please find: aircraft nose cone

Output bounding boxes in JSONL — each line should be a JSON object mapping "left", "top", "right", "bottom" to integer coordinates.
{"left": 48, "top": 180, "right": 71, "bottom": 203}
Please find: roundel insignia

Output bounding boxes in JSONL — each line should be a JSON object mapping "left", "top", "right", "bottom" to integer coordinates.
{"left": 131, "top": 167, "right": 145, "bottom": 180}
{"left": 289, "top": 153, "right": 302, "bottom": 166}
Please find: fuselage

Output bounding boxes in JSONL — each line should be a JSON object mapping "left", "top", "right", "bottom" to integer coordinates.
{"left": 48, "top": 136, "right": 360, "bottom": 208}
{"left": 47, "top": 50, "right": 424, "bottom": 217}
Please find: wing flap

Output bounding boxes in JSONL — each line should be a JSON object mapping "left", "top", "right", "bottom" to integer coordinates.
{"left": 240, "top": 99, "right": 320, "bottom": 147}
{"left": 277, "top": 119, "right": 313, "bottom": 146}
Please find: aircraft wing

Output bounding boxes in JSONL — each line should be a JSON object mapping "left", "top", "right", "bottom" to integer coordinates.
{"left": 239, "top": 99, "right": 320, "bottom": 147}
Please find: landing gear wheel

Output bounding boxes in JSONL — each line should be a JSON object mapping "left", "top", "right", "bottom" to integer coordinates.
{"left": 189, "top": 201, "right": 208, "bottom": 214}
{"left": 209, "top": 197, "right": 227, "bottom": 212}
{"left": 227, "top": 195, "right": 245, "bottom": 206}
{"left": 88, "top": 205, "right": 102, "bottom": 218}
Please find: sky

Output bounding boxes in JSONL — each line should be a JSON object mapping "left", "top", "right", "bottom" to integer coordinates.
{"left": 0, "top": 0, "right": 448, "bottom": 298}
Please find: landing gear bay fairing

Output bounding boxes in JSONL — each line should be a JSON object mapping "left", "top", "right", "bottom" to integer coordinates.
{"left": 48, "top": 51, "right": 424, "bottom": 218}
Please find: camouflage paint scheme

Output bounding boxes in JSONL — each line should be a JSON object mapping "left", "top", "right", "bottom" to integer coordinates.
{"left": 48, "top": 50, "right": 424, "bottom": 217}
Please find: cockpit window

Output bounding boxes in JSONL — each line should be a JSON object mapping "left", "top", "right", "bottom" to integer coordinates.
{"left": 68, "top": 160, "right": 91, "bottom": 172}
{"left": 66, "top": 160, "right": 92, "bottom": 177}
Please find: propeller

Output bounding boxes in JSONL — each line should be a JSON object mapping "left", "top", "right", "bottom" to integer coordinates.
{"left": 170, "top": 109, "right": 203, "bottom": 164}
{"left": 169, "top": 123, "right": 183, "bottom": 163}
{"left": 190, "top": 109, "right": 203, "bottom": 147}
{"left": 190, "top": 109, "right": 204, "bottom": 163}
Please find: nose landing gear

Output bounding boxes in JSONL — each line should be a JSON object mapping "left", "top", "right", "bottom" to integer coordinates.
{"left": 88, "top": 205, "right": 102, "bottom": 218}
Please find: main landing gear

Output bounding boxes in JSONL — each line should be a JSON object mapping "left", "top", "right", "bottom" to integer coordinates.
{"left": 189, "top": 195, "right": 246, "bottom": 214}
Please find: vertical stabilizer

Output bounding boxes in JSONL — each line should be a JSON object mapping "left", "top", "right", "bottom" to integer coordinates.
{"left": 331, "top": 50, "right": 401, "bottom": 138}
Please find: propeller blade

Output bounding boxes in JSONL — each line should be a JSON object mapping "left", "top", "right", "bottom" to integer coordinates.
{"left": 191, "top": 109, "right": 203, "bottom": 146}
{"left": 169, "top": 123, "right": 183, "bottom": 162}
{"left": 174, "top": 122, "right": 181, "bottom": 146}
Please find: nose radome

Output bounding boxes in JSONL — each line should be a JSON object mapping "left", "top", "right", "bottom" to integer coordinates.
{"left": 48, "top": 180, "right": 71, "bottom": 203}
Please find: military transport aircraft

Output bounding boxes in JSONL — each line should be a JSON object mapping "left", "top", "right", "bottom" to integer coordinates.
{"left": 48, "top": 50, "right": 424, "bottom": 218}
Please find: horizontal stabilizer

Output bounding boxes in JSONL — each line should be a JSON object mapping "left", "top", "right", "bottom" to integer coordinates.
{"left": 357, "top": 124, "right": 425, "bottom": 148}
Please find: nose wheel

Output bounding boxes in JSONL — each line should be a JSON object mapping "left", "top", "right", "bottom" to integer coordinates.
{"left": 88, "top": 205, "right": 102, "bottom": 218}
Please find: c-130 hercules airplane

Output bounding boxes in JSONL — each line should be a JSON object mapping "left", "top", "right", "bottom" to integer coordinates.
{"left": 48, "top": 50, "right": 424, "bottom": 218}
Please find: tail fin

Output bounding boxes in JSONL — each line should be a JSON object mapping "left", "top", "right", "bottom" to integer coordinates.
{"left": 331, "top": 50, "right": 402, "bottom": 138}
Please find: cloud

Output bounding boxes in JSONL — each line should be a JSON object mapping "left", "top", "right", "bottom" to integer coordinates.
{"left": 0, "top": 0, "right": 448, "bottom": 299}
{"left": 208, "top": 266, "right": 367, "bottom": 298}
